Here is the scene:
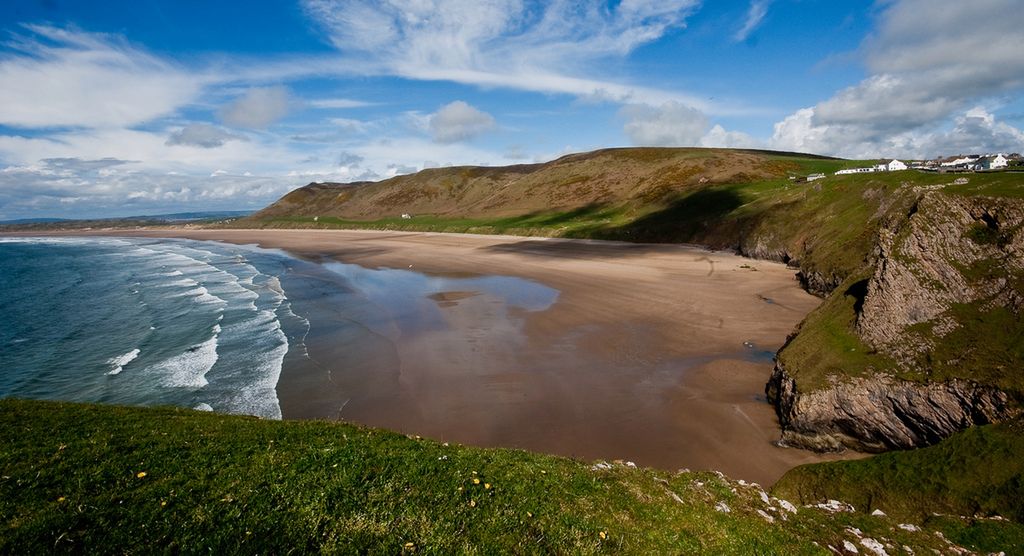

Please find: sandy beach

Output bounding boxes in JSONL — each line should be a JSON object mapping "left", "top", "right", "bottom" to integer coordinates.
{"left": 58, "top": 228, "right": 855, "bottom": 484}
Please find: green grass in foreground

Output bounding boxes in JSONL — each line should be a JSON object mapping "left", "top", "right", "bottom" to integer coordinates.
{"left": 774, "top": 417, "right": 1024, "bottom": 553}
{"left": 1, "top": 399, "right": 1006, "bottom": 554}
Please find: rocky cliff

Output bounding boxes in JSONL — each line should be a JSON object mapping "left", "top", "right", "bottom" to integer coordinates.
{"left": 769, "top": 190, "right": 1024, "bottom": 452}
{"left": 766, "top": 362, "right": 1016, "bottom": 452}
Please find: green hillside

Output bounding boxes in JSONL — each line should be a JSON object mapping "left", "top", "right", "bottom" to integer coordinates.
{"left": 1, "top": 399, "right": 1014, "bottom": 554}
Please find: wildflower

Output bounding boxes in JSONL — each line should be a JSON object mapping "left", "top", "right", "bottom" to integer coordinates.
{"left": 160, "top": 500, "right": 167, "bottom": 507}
{"left": 469, "top": 500, "right": 477, "bottom": 508}
{"left": 472, "top": 478, "right": 481, "bottom": 485}
{"left": 136, "top": 471, "right": 147, "bottom": 479}
{"left": 57, "top": 496, "right": 66, "bottom": 503}
{"left": 484, "top": 483, "right": 491, "bottom": 490}
{"left": 599, "top": 531, "right": 607, "bottom": 540}
{"left": 527, "top": 512, "right": 533, "bottom": 518}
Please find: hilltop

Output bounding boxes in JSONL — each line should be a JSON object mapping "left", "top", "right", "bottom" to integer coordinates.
{"left": 244, "top": 147, "right": 1024, "bottom": 453}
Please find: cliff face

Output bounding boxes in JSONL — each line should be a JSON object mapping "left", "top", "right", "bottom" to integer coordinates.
{"left": 769, "top": 191, "right": 1024, "bottom": 452}
{"left": 766, "top": 363, "right": 1016, "bottom": 452}
{"left": 857, "top": 193, "right": 1024, "bottom": 366}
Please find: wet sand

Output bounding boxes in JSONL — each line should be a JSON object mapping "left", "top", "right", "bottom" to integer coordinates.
{"left": 71, "top": 228, "right": 857, "bottom": 484}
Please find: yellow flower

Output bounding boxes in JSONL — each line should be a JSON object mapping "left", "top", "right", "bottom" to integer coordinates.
{"left": 472, "top": 478, "right": 480, "bottom": 485}
{"left": 526, "top": 512, "right": 533, "bottom": 518}
{"left": 57, "top": 496, "right": 66, "bottom": 503}
{"left": 160, "top": 500, "right": 167, "bottom": 507}
{"left": 404, "top": 542, "right": 415, "bottom": 548}
{"left": 484, "top": 483, "right": 491, "bottom": 490}
{"left": 469, "top": 500, "right": 477, "bottom": 508}
{"left": 136, "top": 471, "right": 147, "bottom": 479}
{"left": 599, "top": 531, "right": 607, "bottom": 540}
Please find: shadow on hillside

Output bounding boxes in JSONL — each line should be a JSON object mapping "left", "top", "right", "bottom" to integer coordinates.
{"left": 587, "top": 187, "right": 746, "bottom": 244}
{"left": 480, "top": 188, "right": 749, "bottom": 259}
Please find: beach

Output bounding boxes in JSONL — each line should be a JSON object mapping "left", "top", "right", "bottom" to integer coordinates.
{"left": 60, "top": 228, "right": 853, "bottom": 484}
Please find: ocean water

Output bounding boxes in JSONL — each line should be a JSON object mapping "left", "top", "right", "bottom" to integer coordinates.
{"left": 0, "top": 237, "right": 310, "bottom": 418}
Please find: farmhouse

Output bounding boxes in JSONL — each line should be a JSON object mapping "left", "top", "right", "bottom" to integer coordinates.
{"left": 974, "top": 154, "right": 1009, "bottom": 171}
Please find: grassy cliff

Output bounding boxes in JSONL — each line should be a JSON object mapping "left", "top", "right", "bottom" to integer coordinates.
{"left": 1, "top": 399, "right": 1016, "bottom": 554}
{"left": 774, "top": 417, "right": 1024, "bottom": 553}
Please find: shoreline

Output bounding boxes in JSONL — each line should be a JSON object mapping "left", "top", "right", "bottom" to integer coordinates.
{"left": 4, "top": 228, "right": 862, "bottom": 484}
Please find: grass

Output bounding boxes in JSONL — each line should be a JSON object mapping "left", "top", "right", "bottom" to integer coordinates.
{"left": 2, "top": 399, "right": 1010, "bottom": 554}
{"left": 773, "top": 417, "right": 1024, "bottom": 553}
{"left": 775, "top": 274, "right": 896, "bottom": 391}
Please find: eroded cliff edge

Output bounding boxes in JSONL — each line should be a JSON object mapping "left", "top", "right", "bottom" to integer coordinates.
{"left": 768, "top": 191, "right": 1024, "bottom": 452}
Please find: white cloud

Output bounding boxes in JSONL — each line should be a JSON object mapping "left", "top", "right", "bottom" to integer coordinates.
{"left": 700, "top": 125, "right": 760, "bottom": 149}
{"left": 428, "top": 101, "right": 496, "bottom": 143}
{"left": 770, "top": 0, "right": 1024, "bottom": 157}
{"left": 300, "top": 0, "right": 731, "bottom": 112}
{"left": 620, "top": 101, "right": 760, "bottom": 149}
{"left": 734, "top": 0, "right": 771, "bottom": 42}
{"left": 220, "top": 86, "right": 291, "bottom": 128}
{"left": 329, "top": 117, "right": 372, "bottom": 134}
{"left": 620, "top": 101, "right": 708, "bottom": 146}
{"left": 0, "top": 25, "right": 203, "bottom": 129}
{"left": 770, "top": 106, "right": 1024, "bottom": 159}
{"left": 0, "top": 157, "right": 296, "bottom": 219}
{"left": 307, "top": 97, "right": 373, "bottom": 109}
{"left": 165, "top": 124, "right": 242, "bottom": 148}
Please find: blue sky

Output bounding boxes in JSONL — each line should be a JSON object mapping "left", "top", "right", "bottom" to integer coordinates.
{"left": 0, "top": 0, "right": 1022, "bottom": 219}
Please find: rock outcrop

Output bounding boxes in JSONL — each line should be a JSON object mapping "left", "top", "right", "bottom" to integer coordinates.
{"left": 768, "top": 192, "right": 1024, "bottom": 452}
{"left": 856, "top": 193, "right": 1024, "bottom": 367}
{"left": 766, "top": 362, "right": 1017, "bottom": 452}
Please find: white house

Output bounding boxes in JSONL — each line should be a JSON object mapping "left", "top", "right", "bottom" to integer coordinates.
{"left": 941, "top": 156, "right": 980, "bottom": 168}
{"left": 835, "top": 167, "right": 877, "bottom": 175}
{"left": 886, "top": 159, "right": 908, "bottom": 171}
{"left": 975, "top": 153, "right": 1009, "bottom": 171}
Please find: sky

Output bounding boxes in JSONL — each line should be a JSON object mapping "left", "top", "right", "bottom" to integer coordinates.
{"left": 0, "top": 0, "right": 1022, "bottom": 220}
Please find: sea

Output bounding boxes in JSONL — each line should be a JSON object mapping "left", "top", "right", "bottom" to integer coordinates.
{"left": 0, "top": 236, "right": 311, "bottom": 419}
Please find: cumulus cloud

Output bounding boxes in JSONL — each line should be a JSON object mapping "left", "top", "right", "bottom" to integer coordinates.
{"left": 220, "top": 87, "right": 291, "bottom": 128}
{"left": 0, "top": 25, "right": 203, "bottom": 129}
{"left": 771, "top": 106, "right": 1024, "bottom": 159}
{"left": 165, "top": 124, "right": 241, "bottom": 148}
{"left": 621, "top": 101, "right": 760, "bottom": 149}
{"left": 300, "top": 0, "right": 722, "bottom": 111}
{"left": 699, "top": 125, "right": 760, "bottom": 149}
{"left": 428, "top": 101, "right": 496, "bottom": 143}
{"left": 734, "top": 0, "right": 771, "bottom": 42}
{"left": 770, "top": 0, "right": 1024, "bottom": 157}
{"left": 620, "top": 101, "right": 709, "bottom": 146}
